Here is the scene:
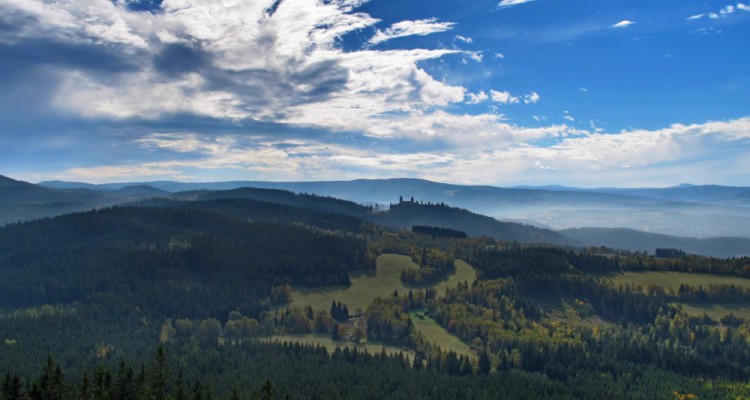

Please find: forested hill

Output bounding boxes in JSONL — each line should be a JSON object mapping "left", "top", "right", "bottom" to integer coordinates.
{"left": 0, "top": 175, "right": 168, "bottom": 207}
{"left": 135, "top": 197, "right": 371, "bottom": 234}
{"left": 3, "top": 175, "right": 574, "bottom": 246}
{"left": 0, "top": 206, "right": 371, "bottom": 312}
{"left": 194, "top": 187, "right": 373, "bottom": 219}
{"left": 0, "top": 174, "right": 171, "bottom": 225}
{"left": 375, "top": 199, "right": 574, "bottom": 245}
{"left": 4, "top": 199, "right": 750, "bottom": 398}
{"left": 187, "top": 187, "right": 574, "bottom": 245}
{"left": 0, "top": 174, "right": 93, "bottom": 206}
{"left": 42, "top": 177, "right": 750, "bottom": 238}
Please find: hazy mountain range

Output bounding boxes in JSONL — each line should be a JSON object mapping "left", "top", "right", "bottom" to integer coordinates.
{"left": 1, "top": 174, "right": 748, "bottom": 257}
{"left": 40, "top": 177, "right": 750, "bottom": 237}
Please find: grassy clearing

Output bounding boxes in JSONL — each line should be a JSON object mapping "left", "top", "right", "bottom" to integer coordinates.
{"left": 258, "top": 333, "right": 414, "bottom": 357}
{"left": 433, "top": 259, "right": 476, "bottom": 295}
{"left": 287, "top": 254, "right": 477, "bottom": 313}
{"left": 280, "top": 255, "right": 477, "bottom": 357}
{"left": 409, "top": 310, "right": 475, "bottom": 359}
{"left": 603, "top": 272, "right": 750, "bottom": 320}
{"left": 677, "top": 303, "right": 750, "bottom": 320}
{"left": 604, "top": 271, "right": 750, "bottom": 292}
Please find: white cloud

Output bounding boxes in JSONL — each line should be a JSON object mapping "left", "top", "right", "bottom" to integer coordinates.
{"left": 564, "top": 115, "right": 575, "bottom": 122}
{"left": 368, "top": 18, "right": 455, "bottom": 45}
{"left": 493, "top": 52, "right": 505, "bottom": 59}
{"left": 611, "top": 20, "right": 636, "bottom": 29}
{"left": 454, "top": 35, "right": 473, "bottom": 43}
{"left": 490, "top": 90, "right": 519, "bottom": 104}
{"left": 50, "top": 117, "right": 750, "bottom": 187}
{"left": 54, "top": 71, "right": 249, "bottom": 120}
{"left": 690, "top": 3, "right": 748, "bottom": 20}
{"left": 488, "top": 90, "right": 539, "bottom": 105}
{"left": 3, "top": 0, "right": 471, "bottom": 134}
{"left": 467, "top": 51, "right": 484, "bottom": 62}
{"left": 534, "top": 160, "right": 556, "bottom": 170}
{"left": 589, "top": 121, "right": 604, "bottom": 133}
{"left": 0, "top": 0, "right": 153, "bottom": 48}
{"left": 440, "top": 117, "right": 750, "bottom": 186}
{"left": 721, "top": 5, "right": 736, "bottom": 15}
{"left": 466, "top": 91, "right": 489, "bottom": 104}
{"left": 6, "top": 0, "right": 750, "bottom": 188}
{"left": 497, "top": 0, "right": 535, "bottom": 8}
{"left": 524, "top": 92, "right": 540, "bottom": 104}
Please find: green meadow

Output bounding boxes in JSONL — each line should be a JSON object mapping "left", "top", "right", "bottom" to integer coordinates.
{"left": 287, "top": 254, "right": 477, "bottom": 313}
{"left": 274, "top": 254, "right": 477, "bottom": 357}
{"left": 409, "top": 310, "right": 474, "bottom": 359}
{"left": 676, "top": 303, "right": 750, "bottom": 320}
{"left": 604, "top": 271, "right": 750, "bottom": 319}
{"left": 605, "top": 271, "right": 750, "bottom": 291}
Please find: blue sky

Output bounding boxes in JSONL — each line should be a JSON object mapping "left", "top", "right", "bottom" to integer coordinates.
{"left": 0, "top": 0, "right": 748, "bottom": 186}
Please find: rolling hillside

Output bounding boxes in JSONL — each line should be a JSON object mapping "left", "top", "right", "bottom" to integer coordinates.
{"left": 0, "top": 175, "right": 169, "bottom": 225}
{"left": 560, "top": 227, "right": 750, "bottom": 258}
{"left": 177, "top": 187, "right": 574, "bottom": 245}
{"left": 40, "top": 177, "right": 750, "bottom": 238}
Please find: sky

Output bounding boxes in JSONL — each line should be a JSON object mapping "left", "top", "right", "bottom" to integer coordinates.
{"left": 0, "top": 0, "right": 748, "bottom": 187}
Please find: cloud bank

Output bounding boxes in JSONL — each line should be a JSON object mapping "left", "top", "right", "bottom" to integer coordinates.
{"left": 1, "top": 0, "right": 748, "bottom": 188}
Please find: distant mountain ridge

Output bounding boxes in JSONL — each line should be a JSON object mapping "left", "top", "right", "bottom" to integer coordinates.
{"left": 3, "top": 174, "right": 749, "bottom": 255}
{"left": 39, "top": 177, "right": 750, "bottom": 208}
{"left": 175, "top": 186, "right": 573, "bottom": 245}
{"left": 38, "top": 177, "right": 750, "bottom": 238}
{"left": 3, "top": 175, "right": 574, "bottom": 245}
{"left": 0, "top": 175, "right": 89, "bottom": 206}
{"left": 379, "top": 199, "right": 574, "bottom": 245}
{"left": 560, "top": 227, "right": 750, "bottom": 258}
{"left": 0, "top": 174, "right": 169, "bottom": 225}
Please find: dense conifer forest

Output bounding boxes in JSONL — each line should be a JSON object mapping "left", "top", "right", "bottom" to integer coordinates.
{"left": 2, "top": 195, "right": 750, "bottom": 399}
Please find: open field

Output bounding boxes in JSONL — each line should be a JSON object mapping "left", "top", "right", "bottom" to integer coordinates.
{"left": 409, "top": 310, "right": 475, "bottom": 359}
{"left": 287, "top": 254, "right": 477, "bottom": 312}
{"left": 278, "top": 254, "right": 476, "bottom": 358}
{"left": 603, "top": 272, "right": 750, "bottom": 320}
{"left": 603, "top": 271, "right": 750, "bottom": 292}
{"left": 677, "top": 303, "right": 750, "bottom": 320}
{"left": 258, "top": 333, "right": 414, "bottom": 357}
{"left": 433, "top": 259, "right": 477, "bottom": 294}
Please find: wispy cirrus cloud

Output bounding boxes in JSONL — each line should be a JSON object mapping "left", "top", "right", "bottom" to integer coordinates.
{"left": 611, "top": 20, "right": 636, "bottom": 29}
{"left": 368, "top": 18, "right": 455, "bottom": 45}
{"left": 40, "top": 117, "right": 750, "bottom": 188}
{"left": 497, "top": 0, "right": 535, "bottom": 9}
{"left": 687, "top": 3, "right": 750, "bottom": 20}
